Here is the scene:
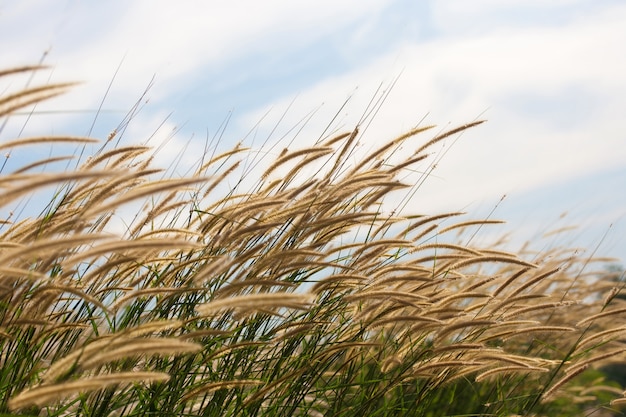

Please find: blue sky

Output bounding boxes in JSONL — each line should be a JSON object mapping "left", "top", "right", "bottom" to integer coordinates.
{"left": 1, "top": 0, "right": 625, "bottom": 264}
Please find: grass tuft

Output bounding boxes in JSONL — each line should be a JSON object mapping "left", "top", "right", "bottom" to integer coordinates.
{"left": 0, "top": 66, "right": 624, "bottom": 416}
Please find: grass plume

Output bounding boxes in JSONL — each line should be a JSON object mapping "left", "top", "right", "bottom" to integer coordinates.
{"left": 0, "top": 66, "right": 624, "bottom": 416}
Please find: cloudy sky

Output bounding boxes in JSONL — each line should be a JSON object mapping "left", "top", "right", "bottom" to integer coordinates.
{"left": 1, "top": 0, "right": 625, "bottom": 264}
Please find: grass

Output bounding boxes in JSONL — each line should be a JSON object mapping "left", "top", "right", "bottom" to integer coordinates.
{"left": 1, "top": 65, "right": 625, "bottom": 416}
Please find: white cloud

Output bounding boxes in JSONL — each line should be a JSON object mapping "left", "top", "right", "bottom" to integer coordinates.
{"left": 231, "top": 1, "right": 626, "bottom": 215}
{"left": 3, "top": 0, "right": 388, "bottom": 95}
{"left": 1, "top": 0, "right": 391, "bottom": 139}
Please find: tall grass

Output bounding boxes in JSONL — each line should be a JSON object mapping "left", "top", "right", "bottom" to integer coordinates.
{"left": 1, "top": 65, "right": 625, "bottom": 416}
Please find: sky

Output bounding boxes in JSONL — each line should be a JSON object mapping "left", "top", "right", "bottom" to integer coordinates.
{"left": 1, "top": 0, "right": 625, "bottom": 266}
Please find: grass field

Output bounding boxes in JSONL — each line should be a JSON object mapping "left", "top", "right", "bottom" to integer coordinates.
{"left": 1, "top": 65, "right": 625, "bottom": 416}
